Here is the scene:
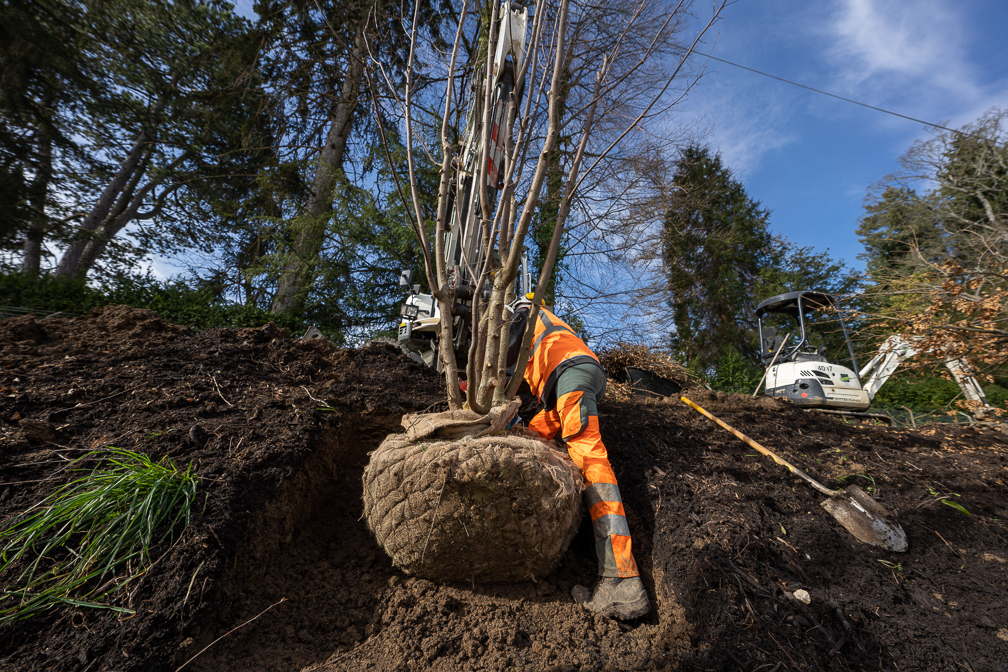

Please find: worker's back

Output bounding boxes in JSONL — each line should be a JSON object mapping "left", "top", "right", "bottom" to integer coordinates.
{"left": 509, "top": 306, "right": 599, "bottom": 405}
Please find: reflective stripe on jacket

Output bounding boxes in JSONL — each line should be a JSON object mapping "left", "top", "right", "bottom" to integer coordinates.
{"left": 508, "top": 306, "right": 600, "bottom": 408}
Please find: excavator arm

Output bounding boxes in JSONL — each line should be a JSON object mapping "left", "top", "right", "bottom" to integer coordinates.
{"left": 859, "top": 335, "right": 992, "bottom": 415}
{"left": 397, "top": 1, "right": 531, "bottom": 367}
{"left": 444, "top": 1, "right": 528, "bottom": 287}
{"left": 859, "top": 336, "right": 918, "bottom": 400}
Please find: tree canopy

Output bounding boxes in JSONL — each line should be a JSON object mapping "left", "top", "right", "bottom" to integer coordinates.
{"left": 857, "top": 108, "right": 1008, "bottom": 410}
{"left": 662, "top": 145, "right": 775, "bottom": 368}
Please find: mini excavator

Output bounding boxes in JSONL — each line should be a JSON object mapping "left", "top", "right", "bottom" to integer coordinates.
{"left": 756, "top": 290, "right": 993, "bottom": 417}
{"left": 395, "top": 0, "right": 533, "bottom": 368}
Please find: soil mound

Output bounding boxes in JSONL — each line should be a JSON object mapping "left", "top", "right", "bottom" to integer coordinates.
{"left": 1, "top": 305, "right": 1007, "bottom": 672}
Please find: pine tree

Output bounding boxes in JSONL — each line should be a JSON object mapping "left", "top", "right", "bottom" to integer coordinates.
{"left": 0, "top": 0, "right": 97, "bottom": 272}
{"left": 52, "top": 0, "right": 269, "bottom": 280}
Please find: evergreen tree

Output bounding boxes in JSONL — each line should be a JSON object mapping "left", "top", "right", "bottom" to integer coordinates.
{"left": 257, "top": 0, "right": 438, "bottom": 319}
{"left": 53, "top": 0, "right": 269, "bottom": 280}
{"left": 856, "top": 186, "right": 944, "bottom": 284}
{"left": 661, "top": 144, "right": 774, "bottom": 370}
{"left": 0, "top": 0, "right": 98, "bottom": 271}
{"left": 0, "top": 0, "right": 272, "bottom": 278}
{"left": 756, "top": 239, "right": 859, "bottom": 302}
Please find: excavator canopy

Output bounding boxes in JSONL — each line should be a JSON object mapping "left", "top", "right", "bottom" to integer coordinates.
{"left": 756, "top": 291, "right": 837, "bottom": 320}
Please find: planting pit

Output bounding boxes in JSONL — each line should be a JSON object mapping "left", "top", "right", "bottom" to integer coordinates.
{"left": 2, "top": 305, "right": 1008, "bottom": 671}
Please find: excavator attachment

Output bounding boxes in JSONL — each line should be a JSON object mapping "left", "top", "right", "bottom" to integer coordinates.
{"left": 396, "top": 1, "right": 533, "bottom": 369}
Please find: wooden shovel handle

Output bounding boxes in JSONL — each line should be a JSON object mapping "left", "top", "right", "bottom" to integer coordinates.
{"left": 680, "top": 396, "right": 837, "bottom": 497}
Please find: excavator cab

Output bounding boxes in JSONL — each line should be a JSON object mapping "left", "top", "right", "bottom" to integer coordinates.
{"left": 756, "top": 291, "right": 870, "bottom": 410}
{"left": 760, "top": 326, "right": 827, "bottom": 364}
{"left": 756, "top": 291, "right": 849, "bottom": 365}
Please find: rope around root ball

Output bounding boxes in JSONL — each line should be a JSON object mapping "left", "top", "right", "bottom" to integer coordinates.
{"left": 362, "top": 432, "right": 583, "bottom": 584}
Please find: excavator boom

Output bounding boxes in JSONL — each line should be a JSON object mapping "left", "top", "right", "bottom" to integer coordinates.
{"left": 860, "top": 335, "right": 992, "bottom": 414}
{"left": 397, "top": 1, "right": 532, "bottom": 368}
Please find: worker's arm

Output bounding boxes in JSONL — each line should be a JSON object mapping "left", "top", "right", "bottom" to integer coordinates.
{"left": 505, "top": 305, "right": 530, "bottom": 369}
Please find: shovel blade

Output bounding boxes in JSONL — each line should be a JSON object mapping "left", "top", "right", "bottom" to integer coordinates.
{"left": 820, "top": 485, "right": 908, "bottom": 552}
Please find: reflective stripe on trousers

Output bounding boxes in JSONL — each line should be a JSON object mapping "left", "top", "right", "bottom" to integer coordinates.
{"left": 528, "top": 363, "right": 639, "bottom": 578}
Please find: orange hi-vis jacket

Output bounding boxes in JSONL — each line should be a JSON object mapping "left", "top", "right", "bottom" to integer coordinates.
{"left": 508, "top": 306, "right": 600, "bottom": 408}
{"left": 509, "top": 306, "right": 641, "bottom": 579}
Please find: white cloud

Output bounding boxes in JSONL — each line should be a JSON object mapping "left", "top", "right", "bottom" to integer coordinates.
{"left": 680, "top": 73, "right": 800, "bottom": 179}
{"left": 826, "top": 0, "right": 978, "bottom": 102}
{"left": 713, "top": 115, "right": 796, "bottom": 179}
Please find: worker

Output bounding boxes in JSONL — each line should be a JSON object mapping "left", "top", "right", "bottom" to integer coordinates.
{"left": 507, "top": 297, "right": 650, "bottom": 620}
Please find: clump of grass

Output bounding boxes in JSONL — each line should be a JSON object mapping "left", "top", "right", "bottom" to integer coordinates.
{"left": 0, "top": 448, "right": 198, "bottom": 625}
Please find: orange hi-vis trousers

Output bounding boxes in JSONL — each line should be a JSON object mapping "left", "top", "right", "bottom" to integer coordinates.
{"left": 528, "top": 363, "right": 640, "bottom": 579}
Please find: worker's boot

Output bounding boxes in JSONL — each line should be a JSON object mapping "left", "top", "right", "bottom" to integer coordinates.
{"left": 571, "top": 576, "right": 650, "bottom": 620}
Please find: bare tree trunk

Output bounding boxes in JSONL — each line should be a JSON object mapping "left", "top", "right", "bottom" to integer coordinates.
{"left": 381, "top": 0, "right": 723, "bottom": 410}
{"left": 532, "top": 65, "right": 570, "bottom": 304}
{"left": 54, "top": 130, "right": 153, "bottom": 277}
{"left": 271, "top": 27, "right": 367, "bottom": 316}
{"left": 21, "top": 117, "right": 52, "bottom": 275}
{"left": 479, "top": 2, "right": 573, "bottom": 410}
{"left": 73, "top": 151, "right": 167, "bottom": 275}
{"left": 54, "top": 89, "right": 173, "bottom": 278}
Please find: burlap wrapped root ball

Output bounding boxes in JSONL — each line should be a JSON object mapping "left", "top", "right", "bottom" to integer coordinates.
{"left": 362, "top": 432, "right": 584, "bottom": 583}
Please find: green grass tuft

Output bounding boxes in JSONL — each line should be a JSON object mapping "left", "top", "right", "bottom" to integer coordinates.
{"left": 0, "top": 448, "right": 198, "bottom": 625}
{"left": 941, "top": 499, "right": 972, "bottom": 516}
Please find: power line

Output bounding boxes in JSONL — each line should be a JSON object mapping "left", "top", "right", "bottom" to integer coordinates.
{"left": 694, "top": 52, "right": 970, "bottom": 139}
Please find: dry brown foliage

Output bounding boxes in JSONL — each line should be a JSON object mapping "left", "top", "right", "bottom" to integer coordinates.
{"left": 596, "top": 341, "right": 698, "bottom": 401}
{"left": 895, "top": 262, "right": 1008, "bottom": 414}
{"left": 858, "top": 108, "right": 1008, "bottom": 414}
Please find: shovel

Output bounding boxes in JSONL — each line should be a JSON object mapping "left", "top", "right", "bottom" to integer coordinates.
{"left": 680, "top": 396, "right": 908, "bottom": 552}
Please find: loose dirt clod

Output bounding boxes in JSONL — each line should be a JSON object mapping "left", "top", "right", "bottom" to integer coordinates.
{"left": 362, "top": 431, "right": 583, "bottom": 583}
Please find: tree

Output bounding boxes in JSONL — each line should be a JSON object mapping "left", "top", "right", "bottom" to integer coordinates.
{"left": 262, "top": 0, "right": 375, "bottom": 316}
{"left": 661, "top": 144, "right": 774, "bottom": 369}
{"left": 0, "top": 0, "right": 271, "bottom": 279}
{"left": 208, "top": 0, "right": 430, "bottom": 329}
{"left": 857, "top": 186, "right": 944, "bottom": 281}
{"left": 659, "top": 144, "right": 862, "bottom": 375}
{"left": 857, "top": 108, "right": 1008, "bottom": 407}
{"left": 379, "top": 0, "right": 725, "bottom": 411}
{"left": 50, "top": 0, "right": 268, "bottom": 280}
{"left": 0, "top": 0, "right": 98, "bottom": 273}
{"left": 525, "top": 0, "right": 702, "bottom": 322}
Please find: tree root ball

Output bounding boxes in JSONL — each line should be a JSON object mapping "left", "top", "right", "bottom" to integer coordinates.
{"left": 362, "top": 433, "right": 584, "bottom": 583}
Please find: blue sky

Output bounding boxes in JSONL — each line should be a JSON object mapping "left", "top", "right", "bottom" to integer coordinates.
{"left": 223, "top": 0, "right": 1008, "bottom": 274}
{"left": 215, "top": 0, "right": 1008, "bottom": 283}
{"left": 680, "top": 0, "right": 1008, "bottom": 271}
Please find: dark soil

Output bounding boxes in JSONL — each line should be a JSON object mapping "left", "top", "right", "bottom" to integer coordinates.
{"left": 1, "top": 305, "right": 1007, "bottom": 671}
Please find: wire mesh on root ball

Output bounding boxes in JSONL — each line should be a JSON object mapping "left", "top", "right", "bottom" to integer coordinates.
{"left": 362, "top": 433, "right": 583, "bottom": 583}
